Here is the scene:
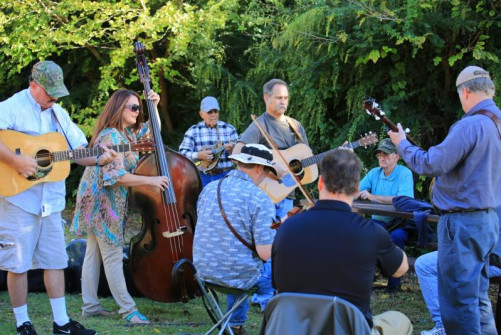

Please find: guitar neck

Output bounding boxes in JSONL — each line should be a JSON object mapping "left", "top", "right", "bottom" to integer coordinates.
{"left": 301, "top": 140, "right": 362, "bottom": 167}
{"left": 52, "top": 143, "right": 133, "bottom": 162}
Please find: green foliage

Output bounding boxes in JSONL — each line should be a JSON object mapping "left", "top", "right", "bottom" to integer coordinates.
{"left": 1, "top": 0, "right": 501, "bottom": 201}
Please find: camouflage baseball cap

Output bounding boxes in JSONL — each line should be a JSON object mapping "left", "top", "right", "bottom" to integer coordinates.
{"left": 31, "top": 61, "right": 69, "bottom": 98}
{"left": 375, "top": 138, "right": 397, "bottom": 155}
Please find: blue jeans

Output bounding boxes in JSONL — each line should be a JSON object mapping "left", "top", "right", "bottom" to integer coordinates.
{"left": 199, "top": 170, "right": 231, "bottom": 188}
{"left": 416, "top": 251, "right": 501, "bottom": 332}
{"left": 437, "top": 210, "right": 499, "bottom": 335}
{"left": 226, "top": 262, "right": 273, "bottom": 326}
{"left": 374, "top": 220, "right": 408, "bottom": 288}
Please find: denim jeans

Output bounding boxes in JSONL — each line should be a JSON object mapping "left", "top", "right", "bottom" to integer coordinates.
{"left": 373, "top": 220, "right": 408, "bottom": 288}
{"left": 415, "top": 251, "right": 443, "bottom": 329}
{"left": 437, "top": 210, "right": 499, "bottom": 335}
{"left": 226, "top": 261, "right": 273, "bottom": 326}
{"left": 199, "top": 170, "right": 231, "bottom": 188}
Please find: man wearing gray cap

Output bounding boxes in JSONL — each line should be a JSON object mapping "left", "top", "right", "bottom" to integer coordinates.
{"left": 0, "top": 61, "right": 114, "bottom": 335}
{"left": 389, "top": 65, "right": 501, "bottom": 335}
{"left": 179, "top": 96, "right": 238, "bottom": 187}
{"left": 357, "top": 138, "right": 414, "bottom": 292}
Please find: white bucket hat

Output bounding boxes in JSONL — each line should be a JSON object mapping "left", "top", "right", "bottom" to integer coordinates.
{"left": 229, "top": 144, "right": 277, "bottom": 175}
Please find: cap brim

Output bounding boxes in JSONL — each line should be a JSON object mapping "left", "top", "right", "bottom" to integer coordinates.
{"left": 46, "top": 85, "right": 70, "bottom": 98}
{"left": 375, "top": 148, "right": 396, "bottom": 155}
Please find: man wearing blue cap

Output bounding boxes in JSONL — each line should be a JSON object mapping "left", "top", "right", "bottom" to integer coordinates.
{"left": 179, "top": 96, "right": 239, "bottom": 187}
{"left": 0, "top": 61, "right": 115, "bottom": 335}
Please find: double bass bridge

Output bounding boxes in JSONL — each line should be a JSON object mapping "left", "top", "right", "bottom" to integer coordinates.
{"left": 162, "top": 226, "right": 187, "bottom": 239}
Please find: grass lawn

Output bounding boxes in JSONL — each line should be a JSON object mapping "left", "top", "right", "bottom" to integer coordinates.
{"left": 0, "top": 208, "right": 499, "bottom": 334}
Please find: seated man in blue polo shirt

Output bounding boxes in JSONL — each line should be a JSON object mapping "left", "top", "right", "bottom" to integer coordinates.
{"left": 358, "top": 138, "right": 414, "bottom": 291}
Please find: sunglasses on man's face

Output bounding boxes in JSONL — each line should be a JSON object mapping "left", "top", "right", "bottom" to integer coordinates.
{"left": 125, "top": 104, "right": 141, "bottom": 112}
{"left": 207, "top": 109, "right": 219, "bottom": 115}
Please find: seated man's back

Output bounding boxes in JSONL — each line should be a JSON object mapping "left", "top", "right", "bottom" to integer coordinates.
{"left": 271, "top": 149, "right": 412, "bottom": 334}
{"left": 273, "top": 200, "right": 401, "bottom": 327}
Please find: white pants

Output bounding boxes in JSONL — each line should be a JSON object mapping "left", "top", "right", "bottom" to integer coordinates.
{"left": 81, "top": 231, "right": 136, "bottom": 316}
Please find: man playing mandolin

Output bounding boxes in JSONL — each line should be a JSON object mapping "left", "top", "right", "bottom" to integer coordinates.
{"left": 179, "top": 96, "right": 238, "bottom": 188}
{"left": 0, "top": 61, "right": 116, "bottom": 335}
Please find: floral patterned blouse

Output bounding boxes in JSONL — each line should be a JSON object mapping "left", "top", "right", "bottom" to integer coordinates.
{"left": 71, "top": 123, "right": 150, "bottom": 247}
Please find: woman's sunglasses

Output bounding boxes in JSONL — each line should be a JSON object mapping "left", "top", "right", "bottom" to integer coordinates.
{"left": 125, "top": 104, "right": 141, "bottom": 112}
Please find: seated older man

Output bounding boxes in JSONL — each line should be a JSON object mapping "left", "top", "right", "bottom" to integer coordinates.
{"left": 358, "top": 138, "right": 414, "bottom": 291}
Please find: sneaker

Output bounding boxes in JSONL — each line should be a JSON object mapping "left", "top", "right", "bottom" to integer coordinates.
{"left": 17, "top": 321, "right": 37, "bottom": 335}
{"left": 421, "top": 326, "right": 446, "bottom": 335}
{"left": 52, "top": 319, "right": 96, "bottom": 335}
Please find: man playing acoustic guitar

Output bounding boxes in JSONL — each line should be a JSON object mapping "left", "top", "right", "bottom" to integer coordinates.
{"left": 234, "top": 79, "right": 308, "bottom": 219}
{"left": 179, "top": 96, "right": 238, "bottom": 188}
{"left": 0, "top": 61, "right": 116, "bottom": 335}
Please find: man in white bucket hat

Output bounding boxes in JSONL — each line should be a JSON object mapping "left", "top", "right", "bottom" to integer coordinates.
{"left": 193, "top": 143, "right": 277, "bottom": 335}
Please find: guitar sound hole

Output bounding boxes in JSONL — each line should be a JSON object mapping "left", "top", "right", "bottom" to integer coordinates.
{"left": 35, "top": 149, "right": 52, "bottom": 168}
{"left": 289, "top": 159, "right": 304, "bottom": 175}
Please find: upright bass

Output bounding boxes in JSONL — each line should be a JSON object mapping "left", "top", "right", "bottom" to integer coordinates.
{"left": 129, "top": 42, "right": 202, "bottom": 302}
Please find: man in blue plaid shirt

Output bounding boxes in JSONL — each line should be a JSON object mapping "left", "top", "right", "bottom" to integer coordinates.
{"left": 179, "top": 96, "right": 239, "bottom": 187}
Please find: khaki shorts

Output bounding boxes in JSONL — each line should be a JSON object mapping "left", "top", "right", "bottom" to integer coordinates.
{"left": 0, "top": 198, "right": 68, "bottom": 273}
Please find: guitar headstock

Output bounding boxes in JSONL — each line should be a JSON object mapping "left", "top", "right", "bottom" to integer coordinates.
{"left": 358, "top": 132, "right": 379, "bottom": 148}
{"left": 363, "top": 98, "right": 385, "bottom": 121}
{"left": 131, "top": 139, "right": 156, "bottom": 154}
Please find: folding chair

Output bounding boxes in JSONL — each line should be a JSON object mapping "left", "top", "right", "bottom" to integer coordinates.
{"left": 260, "top": 292, "right": 371, "bottom": 335}
{"left": 195, "top": 272, "right": 257, "bottom": 335}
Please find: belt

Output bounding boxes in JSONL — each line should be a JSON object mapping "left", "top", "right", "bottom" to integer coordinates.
{"left": 203, "top": 168, "right": 231, "bottom": 176}
{"left": 438, "top": 208, "right": 494, "bottom": 215}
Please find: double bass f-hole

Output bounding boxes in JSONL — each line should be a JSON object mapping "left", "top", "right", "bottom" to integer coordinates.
{"left": 129, "top": 42, "right": 202, "bottom": 303}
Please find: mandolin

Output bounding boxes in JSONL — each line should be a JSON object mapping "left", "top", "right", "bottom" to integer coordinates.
{"left": 259, "top": 133, "right": 379, "bottom": 203}
{"left": 363, "top": 98, "right": 419, "bottom": 146}
{"left": 195, "top": 142, "right": 228, "bottom": 173}
{"left": 0, "top": 130, "right": 155, "bottom": 197}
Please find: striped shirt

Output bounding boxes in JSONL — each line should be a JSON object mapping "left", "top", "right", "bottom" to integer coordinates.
{"left": 179, "top": 120, "right": 238, "bottom": 170}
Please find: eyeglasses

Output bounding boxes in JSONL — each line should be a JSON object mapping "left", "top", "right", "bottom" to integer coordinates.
{"left": 125, "top": 104, "right": 141, "bottom": 112}
{"left": 207, "top": 110, "right": 219, "bottom": 115}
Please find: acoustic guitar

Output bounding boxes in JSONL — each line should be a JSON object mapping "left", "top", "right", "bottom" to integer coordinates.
{"left": 259, "top": 133, "right": 379, "bottom": 203}
{"left": 0, "top": 130, "right": 155, "bottom": 197}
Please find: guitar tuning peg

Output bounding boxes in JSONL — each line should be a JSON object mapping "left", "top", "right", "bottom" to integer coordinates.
{"left": 404, "top": 128, "right": 410, "bottom": 133}
{"left": 379, "top": 111, "right": 385, "bottom": 115}
{"left": 373, "top": 102, "right": 379, "bottom": 108}
{"left": 374, "top": 116, "right": 380, "bottom": 121}
{"left": 365, "top": 110, "right": 371, "bottom": 115}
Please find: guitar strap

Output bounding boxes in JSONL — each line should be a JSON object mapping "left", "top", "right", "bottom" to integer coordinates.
{"left": 285, "top": 116, "right": 305, "bottom": 144}
{"left": 472, "top": 109, "right": 501, "bottom": 139}
{"left": 51, "top": 108, "right": 74, "bottom": 150}
{"left": 217, "top": 176, "right": 257, "bottom": 253}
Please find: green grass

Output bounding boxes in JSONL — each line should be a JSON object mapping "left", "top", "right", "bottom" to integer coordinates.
{"left": 0, "top": 208, "right": 499, "bottom": 334}
{"left": 1, "top": 269, "right": 500, "bottom": 334}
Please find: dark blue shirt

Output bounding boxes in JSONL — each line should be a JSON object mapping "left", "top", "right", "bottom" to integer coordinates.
{"left": 398, "top": 99, "right": 501, "bottom": 211}
{"left": 272, "top": 200, "right": 403, "bottom": 327}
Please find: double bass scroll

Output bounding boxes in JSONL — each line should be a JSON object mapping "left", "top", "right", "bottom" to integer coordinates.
{"left": 128, "top": 42, "right": 202, "bottom": 303}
